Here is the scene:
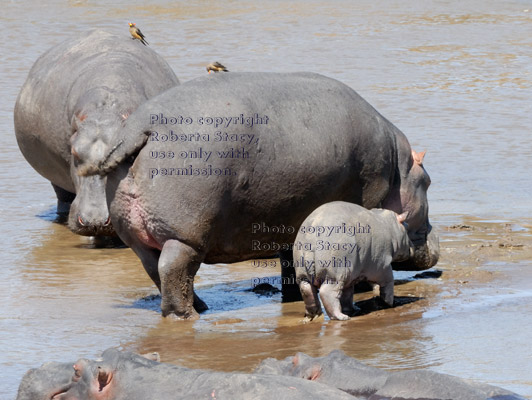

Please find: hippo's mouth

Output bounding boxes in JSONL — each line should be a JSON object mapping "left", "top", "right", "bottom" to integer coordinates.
{"left": 50, "top": 384, "right": 72, "bottom": 399}
{"left": 67, "top": 216, "right": 116, "bottom": 237}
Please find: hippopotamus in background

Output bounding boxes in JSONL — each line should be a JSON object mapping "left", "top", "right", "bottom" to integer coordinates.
{"left": 14, "top": 29, "right": 179, "bottom": 236}
{"left": 16, "top": 349, "right": 354, "bottom": 400}
{"left": 293, "top": 203, "right": 412, "bottom": 321}
{"left": 77, "top": 72, "right": 439, "bottom": 319}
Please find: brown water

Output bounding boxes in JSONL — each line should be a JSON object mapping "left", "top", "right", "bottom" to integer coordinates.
{"left": 1, "top": 0, "right": 532, "bottom": 398}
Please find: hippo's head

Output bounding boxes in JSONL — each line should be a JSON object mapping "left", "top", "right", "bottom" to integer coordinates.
{"left": 33, "top": 358, "right": 116, "bottom": 400}
{"left": 383, "top": 140, "right": 439, "bottom": 270}
{"left": 66, "top": 90, "right": 133, "bottom": 236}
{"left": 16, "top": 362, "right": 74, "bottom": 400}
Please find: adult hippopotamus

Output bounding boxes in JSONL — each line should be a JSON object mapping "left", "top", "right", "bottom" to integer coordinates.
{"left": 77, "top": 72, "right": 439, "bottom": 319}
{"left": 256, "top": 350, "right": 526, "bottom": 399}
{"left": 14, "top": 29, "right": 179, "bottom": 236}
{"left": 17, "top": 349, "right": 525, "bottom": 400}
{"left": 16, "top": 349, "right": 354, "bottom": 400}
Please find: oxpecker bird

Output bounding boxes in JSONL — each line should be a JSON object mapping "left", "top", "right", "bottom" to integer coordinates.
{"left": 129, "top": 23, "right": 148, "bottom": 46}
{"left": 206, "top": 62, "right": 229, "bottom": 73}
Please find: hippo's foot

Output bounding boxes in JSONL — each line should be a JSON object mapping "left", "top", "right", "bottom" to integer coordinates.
{"left": 51, "top": 183, "right": 75, "bottom": 219}
{"left": 320, "top": 284, "right": 351, "bottom": 321}
{"left": 193, "top": 292, "right": 208, "bottom": 313}
{"left": 164, "top": 308, "right": 200, "bottom": 320}
{"left": 159, "top": 239, "right": 202, "bottom": 320}
{"left": 302, "top": 311, "right": 323, "bottom": 324}
{"left": 340, "top": 285, "right": 356, "bottom": 316}
{"left": 300, "top": 280, "right": 323, "bottom": 322}
{"left": 377, "top": 269, "right": 395, "bottom": 307}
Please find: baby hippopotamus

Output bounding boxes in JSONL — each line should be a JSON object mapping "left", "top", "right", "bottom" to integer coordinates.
{"left": 293, "top": 201, "right": 412, "bottom": 321}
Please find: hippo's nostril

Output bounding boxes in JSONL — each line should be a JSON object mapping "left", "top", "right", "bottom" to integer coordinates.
{"left": 104, "top": 216, "right": 111, "bottom": 226}
{"left": 78, "top": 215, "right": 86, "bottom": 226}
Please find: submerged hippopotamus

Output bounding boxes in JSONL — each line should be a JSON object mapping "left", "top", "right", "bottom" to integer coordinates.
{"left": 17, "top": 349, "right": 525, "bottom": 400}
{"left": 78, "top": 72, "right": 439, "bottom": 319}
{"left": 14, "top": 29, "right": 179, "bottom": 236}
{"left": 294, "top": 203, "right": 412, "bottom": 321}
{"left": 256, "top": 350, "right": 526, "bottom": 400}
{"left": 16, "top": 349, "right": 354, "bottom": 400}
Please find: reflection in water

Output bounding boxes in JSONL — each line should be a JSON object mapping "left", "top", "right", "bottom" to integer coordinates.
{"left": 1, "top": 0, "right": 532, "bottom": 398}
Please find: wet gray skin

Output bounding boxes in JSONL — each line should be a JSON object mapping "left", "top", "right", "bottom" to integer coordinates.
{"left": 17, "top": 349, "right": 526, "bottom": 400}
{"left": 293, "top": 203, "right": 413, "bottom": 321}
{"left": 14, "top": 29, "right": 179, "bottom": 236}
{"left": 78, "top": 72, "right": 439, "bottom": 319}
{"left": 15, "top": 349, "right": 355, "bottom": 400}
{"left": 256, "top": 350, "right": 527, "bottom": 400}
{"left": 15, "top": 362, "right": 74, "bottom": 400}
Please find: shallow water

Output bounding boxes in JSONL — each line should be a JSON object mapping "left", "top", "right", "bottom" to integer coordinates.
{"left": 1, "top": 0, "right": 532, "bottom": 398}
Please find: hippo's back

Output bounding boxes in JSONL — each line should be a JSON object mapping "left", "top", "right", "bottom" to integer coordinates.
{"left": 14, "top": 29, "right": 178, "bottom": 192}
{"left": 109, "top": 73, "right": 401, "bottom": 262}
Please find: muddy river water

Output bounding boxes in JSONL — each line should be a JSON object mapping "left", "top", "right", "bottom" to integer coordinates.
{"left": 1, "top": 0, "right": 531, "bottom": 398}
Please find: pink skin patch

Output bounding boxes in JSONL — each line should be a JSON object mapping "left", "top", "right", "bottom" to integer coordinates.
{"left": 129, "top": 197, "right": 162, "bottom": 251}
{"left": 136, "top": 228, "right": 162, "bottom": 251}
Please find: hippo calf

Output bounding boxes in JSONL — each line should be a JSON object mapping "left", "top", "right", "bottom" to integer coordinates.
{"left": 14, "top": 29, "right": 179, "bottom": 236}
{"left": 78, "top": 72, "right": 439, "bottom": 319}
{"left": 294, "top": 202, "right": 412, "bottom": 321}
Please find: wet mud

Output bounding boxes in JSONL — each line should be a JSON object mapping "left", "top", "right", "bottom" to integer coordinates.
{"left": 115, "top": 217, "right": 532, "bottom": 399}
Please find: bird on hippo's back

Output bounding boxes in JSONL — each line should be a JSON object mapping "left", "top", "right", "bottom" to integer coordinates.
{"left": 206, "top": 62, "right": 229, "bottom": 73}
{"left": 128, "top": 22, "right": 148, "bottom": 46}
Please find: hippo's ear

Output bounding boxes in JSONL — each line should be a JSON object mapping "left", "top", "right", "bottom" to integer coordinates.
{"left": 396, "top": 211, "right": 409, "bottom": 224}
{"left": 412, "top": 150, "right": 426, "bottom": 165}
{"left": 96, "top": 366, "right": 113, "bottom": 393}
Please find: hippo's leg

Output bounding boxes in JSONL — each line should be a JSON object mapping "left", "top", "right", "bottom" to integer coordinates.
{"left": 299, "top": 280, "right": 322, "bottom": 322}
{"left": 133, "top": 246, "right": 162, "bottom": 289}
{"left": 133, "top": 244, "right": 208, "bottom": 313}
{"left": 158, "top": 239, "right": 203, "bottom": 319}
{"left": 340, "top": 285, "right": 356, "bottom": 316}
{"left": 51, "top": 183, "right": 75, "bottom": 216}
{"left": 377, "top": 267, "right": 395, "bottom": 307}
{"left": 280, "top": 249, "right": 303, "bottom": 302}
{"left": 319, "top": 283, "right": 350, "bottom": 321}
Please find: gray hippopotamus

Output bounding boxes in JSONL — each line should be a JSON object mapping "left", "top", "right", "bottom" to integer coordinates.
{"left": 16, "top": 349, "right": 354, "bottom": 400}
{"left": 14, "top": 29, "right": 179, "bottom": 236}
{"left": 293, "top": 202, "right": 412, "bottom": 321}
{"left": 17, "top": 349, "right": 526, "bottom": 400}
{"left": 77, "top": 72, "right": 439, "bottom": 319}
{"left": 256, "top": 350, "right": 526, "bottom": 400}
